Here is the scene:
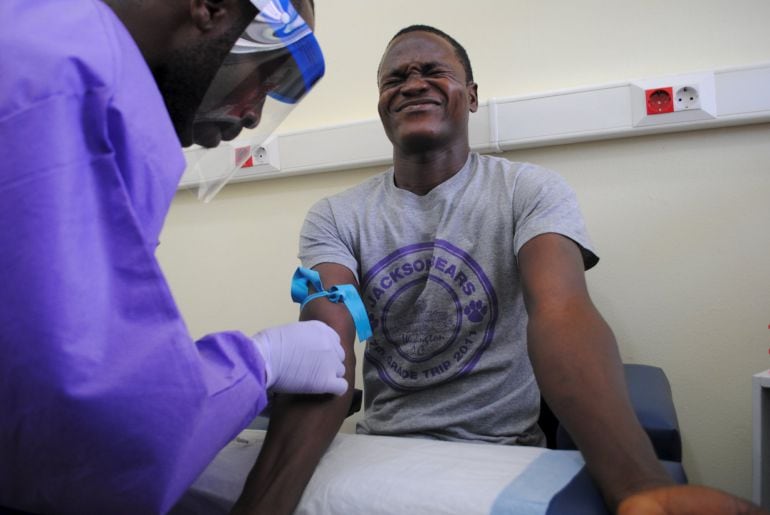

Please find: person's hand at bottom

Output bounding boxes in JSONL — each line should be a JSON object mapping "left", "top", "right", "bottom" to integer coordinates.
{"left": 618, "top": 485, "right": 769, "bottom": 515}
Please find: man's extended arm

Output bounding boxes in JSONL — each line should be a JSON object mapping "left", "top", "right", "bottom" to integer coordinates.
{"left": 519, "top": 232, "right": 768, "bottom": 514}
{"left": 231, "top": 262, "right": 358, "bottom": 515}
{"left": 519, "top": 232, "right": 672, "bottom": 510}
{"left": 519, "top": 233, "right": 672, "bottom": 509}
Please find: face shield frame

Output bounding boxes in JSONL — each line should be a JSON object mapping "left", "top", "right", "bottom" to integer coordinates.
{"left": 181, "top": 0, "right": 323, "bottom": 202}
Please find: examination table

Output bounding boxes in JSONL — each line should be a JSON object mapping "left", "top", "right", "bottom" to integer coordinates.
{"left": 172, "top": 364, "right": 685, "bottom": 514}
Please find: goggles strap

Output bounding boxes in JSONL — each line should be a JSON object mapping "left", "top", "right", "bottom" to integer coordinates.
{"left": 291, "top": 267, "right": 372, "bottom": 342}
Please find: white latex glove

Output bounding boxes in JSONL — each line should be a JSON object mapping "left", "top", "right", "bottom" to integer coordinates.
{"left": 252, "top": 320, "right": 348, "bottom": 396}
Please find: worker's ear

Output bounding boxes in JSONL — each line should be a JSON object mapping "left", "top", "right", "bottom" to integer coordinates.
{"left": 467, "top": 82, "right": 479, "bottom": 113}
{"left": 189, "top": 0, "right": 230, "bottom": 33}
{"left": 291, "top": 0, "right": 316, "bottom": 30}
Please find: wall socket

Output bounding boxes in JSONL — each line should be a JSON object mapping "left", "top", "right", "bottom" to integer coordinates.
{"left": 231, "top": 136, "right": 281, "bottom": 182}
{"left": 632, "top": 72, "right": 717, "bottom": 127}
{"left": 674, "top": 86, "right": 700, "bottom": 111}
{"left": 645, "top": 87, "right": 674, "bottom": 115}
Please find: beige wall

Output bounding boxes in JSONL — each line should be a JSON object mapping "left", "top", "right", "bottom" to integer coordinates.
{"left": 157, "top": 0, "right": 770, "bottom": 500}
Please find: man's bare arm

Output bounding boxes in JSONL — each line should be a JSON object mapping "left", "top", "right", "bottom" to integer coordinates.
{"left": 520, "top": 233, "right": 768, "bottom": 514}
{"left": 519, "top": 233, "right": 672, "bottom": 510}
{"left": 230, "top": 263, "right": 359, "bottom": 515}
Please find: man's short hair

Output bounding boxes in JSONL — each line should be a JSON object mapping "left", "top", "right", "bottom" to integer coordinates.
{"left": 387, "top": 25, "right": 474, "bottom": 84}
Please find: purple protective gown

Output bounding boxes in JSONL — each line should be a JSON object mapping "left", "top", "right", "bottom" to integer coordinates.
{"left": 0, "top": 1, "right": 268, "bottom": 513}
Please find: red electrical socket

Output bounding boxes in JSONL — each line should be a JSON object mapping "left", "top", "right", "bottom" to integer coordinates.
{"left": 236, "top": 145, "right": 254, "bottom": 167}
{"left": 645, "top": 87, "right": 674, "bottom": 115}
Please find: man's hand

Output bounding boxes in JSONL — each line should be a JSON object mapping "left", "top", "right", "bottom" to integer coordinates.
{"left": 252, "top": 320, "right": 347, "bottom": 395}
{"left": 618, "top": 485, "right": 769, "bottom": 515}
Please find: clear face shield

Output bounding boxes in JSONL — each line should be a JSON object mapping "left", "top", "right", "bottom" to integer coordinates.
{"left": 182, "top": 0, "right": 323, "bottom": 202}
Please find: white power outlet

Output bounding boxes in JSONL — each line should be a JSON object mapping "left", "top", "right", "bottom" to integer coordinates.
{"left": 674, "top": 86, "right": 700, "bottom": 111}
{"left": 252, "top": 146, "right": 270, "bottom": 164}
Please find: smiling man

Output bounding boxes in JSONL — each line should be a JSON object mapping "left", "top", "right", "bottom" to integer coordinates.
{"left": 232, "top": 24, "right": 767, "bottom": 515}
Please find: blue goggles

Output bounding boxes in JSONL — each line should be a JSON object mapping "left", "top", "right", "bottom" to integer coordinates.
{"left": 191, "top": 0, "right": 324, "bottom": 146}
{"left": 183, "top": 0, "right": 324, "bottom": 202}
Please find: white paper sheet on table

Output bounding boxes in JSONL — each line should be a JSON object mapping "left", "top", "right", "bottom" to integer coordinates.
{"left": 172, "top": 429, "right": 586, "bottom": 515}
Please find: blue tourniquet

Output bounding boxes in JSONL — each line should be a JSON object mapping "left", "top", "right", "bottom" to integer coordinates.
{"left": 291, "top": 267, "right": 372, "bottom": 342}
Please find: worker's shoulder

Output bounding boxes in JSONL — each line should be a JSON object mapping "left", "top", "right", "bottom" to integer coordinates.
{"left": 0, "top": 0, "right": 124, "bottom": 118}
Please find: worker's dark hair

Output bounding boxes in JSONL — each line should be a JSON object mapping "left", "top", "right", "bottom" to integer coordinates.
{"left": 387, "top": 25, "right": 474, "bottom": 83}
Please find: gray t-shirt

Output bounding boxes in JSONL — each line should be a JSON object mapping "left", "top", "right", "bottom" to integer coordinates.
{"left": 300, "top": 152, "right": 598, "bottom": 446}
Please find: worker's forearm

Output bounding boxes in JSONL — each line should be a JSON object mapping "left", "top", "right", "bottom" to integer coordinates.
{"left": 528, "top": 304, "right": 672, "bottom": 511}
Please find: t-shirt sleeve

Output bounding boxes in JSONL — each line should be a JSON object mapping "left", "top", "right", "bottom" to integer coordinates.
{"left": 512, "top": 164, "right": 599, "bottom": 270}
{"left": 299, "top": 197, "right": 361, "bottom": 280}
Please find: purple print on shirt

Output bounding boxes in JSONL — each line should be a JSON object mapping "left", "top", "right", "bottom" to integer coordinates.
{"left": 361, "top": 239, "right": 497, "bottom": 391}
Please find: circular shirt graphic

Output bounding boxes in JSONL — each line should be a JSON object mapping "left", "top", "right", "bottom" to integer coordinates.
{"left": 361, "top": 240, "right": 497, "bottom": 390}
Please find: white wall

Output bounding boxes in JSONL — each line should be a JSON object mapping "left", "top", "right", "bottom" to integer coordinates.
{"left": 157, "top": 0, "right": 770, "bottom": 500}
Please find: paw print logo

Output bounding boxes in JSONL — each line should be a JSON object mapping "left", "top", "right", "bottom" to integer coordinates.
{"left": 463, "top": 300, "right": 487, "bottom": 323}
{"left": 368, "top": 312, "right": 380, "bottom": 331}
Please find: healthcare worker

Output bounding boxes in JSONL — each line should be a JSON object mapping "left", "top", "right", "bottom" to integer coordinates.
{"left": 0, "top": 0, "right": 343, "bottom": 513}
